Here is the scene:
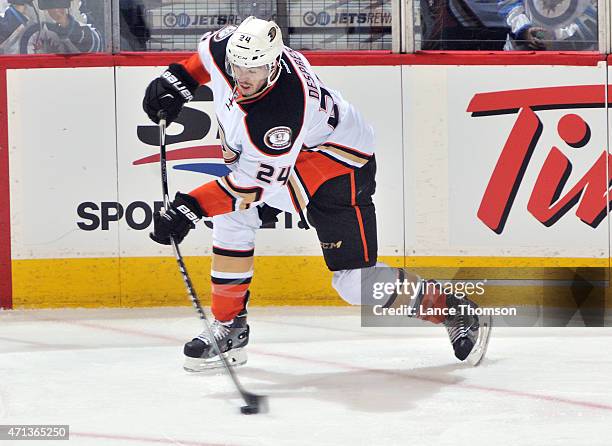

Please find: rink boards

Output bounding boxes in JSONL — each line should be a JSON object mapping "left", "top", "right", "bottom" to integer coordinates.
{"left": 1, "top": 52, "right": 611, "bottom": 308}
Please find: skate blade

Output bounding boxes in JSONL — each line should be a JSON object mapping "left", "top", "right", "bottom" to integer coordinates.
{"left": 183, "top": 348, "right": 247, "bottom": 373}
{"left": 467, "top": 315, "right": 492, "bottom": 367}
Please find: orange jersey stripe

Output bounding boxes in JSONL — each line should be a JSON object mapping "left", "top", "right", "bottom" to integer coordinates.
{"left": 178, "top": 53, "right": 211, "bottom": 85}
{"left": 294, "top": 150, "right": 352, "bottom": 196}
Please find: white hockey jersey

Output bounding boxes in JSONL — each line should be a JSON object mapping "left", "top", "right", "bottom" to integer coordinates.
{"left": 187, "top": 25, "right": 375, "bottom": 218}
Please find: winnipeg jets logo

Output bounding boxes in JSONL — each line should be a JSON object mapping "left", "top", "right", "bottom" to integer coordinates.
{"left": 525, "top": 0, "right": 589, "bottom": 27}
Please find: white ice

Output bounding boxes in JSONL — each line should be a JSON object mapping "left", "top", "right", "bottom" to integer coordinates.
{"left": 0, "top": 307, "right": 611, "bottom": 446}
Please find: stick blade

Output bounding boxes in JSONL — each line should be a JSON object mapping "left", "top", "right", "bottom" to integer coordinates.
{"left": 240, "top": 393, "right": 268, "bottom": 415}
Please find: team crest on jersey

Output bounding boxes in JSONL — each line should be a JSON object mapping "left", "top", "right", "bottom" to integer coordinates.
{"left": 264, "top": 127, "right": 293, "bottom": 150}
{"left": 214, "top": 25, "right": 237, "bottom": 42}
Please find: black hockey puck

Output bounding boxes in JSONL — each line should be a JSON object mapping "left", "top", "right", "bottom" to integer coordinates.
{"left": 240, "top": 393, "right": 268, "bottom": 415}
{"left": 240, "top": 405, "right": 259, "bottom": 415}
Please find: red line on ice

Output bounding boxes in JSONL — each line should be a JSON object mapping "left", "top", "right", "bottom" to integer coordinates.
{"left": 71, "top": 431, "right": 235, "bottom": 446}
{"left": 48, "top": 317, "right": 612, "bottom": 412}
{"left": 248, "top": 349, "right": 612, "bottom": 412}
{"left": 35, "top": 318, "right": 181, "bottom": 343}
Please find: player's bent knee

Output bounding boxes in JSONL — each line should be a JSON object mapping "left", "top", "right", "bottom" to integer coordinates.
{"left": 332, "top": 269, "right": 362, "bottom": 305}
{"left": 332, "top": 264, "right": 400, "bottom": 306}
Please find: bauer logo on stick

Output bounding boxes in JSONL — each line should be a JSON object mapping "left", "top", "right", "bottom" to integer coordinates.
{"left": 264, "top": 127, "right": 292, "bottom": 150}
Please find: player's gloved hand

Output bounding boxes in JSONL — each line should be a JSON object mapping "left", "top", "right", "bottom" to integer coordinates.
{"left": 150, "top": 192, "right": 203, "bottom": 245}
{"left": 517, "top": 27, "right": 550, "bottom": 50}
{"left": 143, "top": 63, "right": 199, "bottom": 125}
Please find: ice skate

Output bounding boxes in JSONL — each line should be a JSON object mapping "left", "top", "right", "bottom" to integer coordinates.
{"left": 444, "top": 294, "right": 492, "bottom": 366}
{"left": 183, "top": 308, "right": 249, "bottom": 372}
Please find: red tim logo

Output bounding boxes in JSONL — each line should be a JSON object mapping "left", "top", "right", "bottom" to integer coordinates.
{"left": 468, "top": 85, "right": 611, "bottom": 234}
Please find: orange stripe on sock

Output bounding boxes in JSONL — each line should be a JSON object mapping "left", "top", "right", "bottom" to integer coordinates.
{"left": 211, "top": 284, "right": 249, "bottom": 321}
{"left": 417, "top": 282, "right": 447, "bottom": 324}
{"left": 211, "top": 282, "right": 250, "bottom": 299}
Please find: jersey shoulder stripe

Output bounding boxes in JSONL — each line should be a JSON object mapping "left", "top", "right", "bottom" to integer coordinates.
{"left": 207, "top": 25, "right": 236, "bottom": 87}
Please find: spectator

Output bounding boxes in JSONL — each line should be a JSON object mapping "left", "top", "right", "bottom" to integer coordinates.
{"left": 498, "top": 0, "right": 598, "bottom": 50}
{"left": 420, "top": 0, "right": 509, "bottom": 50}
{"left": 0, "top": 0, "right": 29, "bottom": 52}
{"left": 119, "top": 0, "right": 150, "bottom": 51}
{"left": 0, "top": 0, "right": 102, "bottom": 54}
{"left": 78, "top": 0, "right": 105, "bottom": 35}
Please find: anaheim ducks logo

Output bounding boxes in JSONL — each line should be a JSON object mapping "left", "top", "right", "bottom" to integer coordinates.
{"left": 264, "top": 126, "right": 292, "bottom": 150}
{"left": 525, "top": 0, "right": 590, "bottom": 28}
{"left": 268, "top": 26, "right": 277, "bottom": 42}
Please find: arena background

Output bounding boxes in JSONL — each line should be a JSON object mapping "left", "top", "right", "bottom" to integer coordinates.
{"left": 0, "top": 50, "right": 610, "bottom": 312}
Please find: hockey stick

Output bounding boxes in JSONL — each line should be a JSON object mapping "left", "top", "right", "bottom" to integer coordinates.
{"left": 157, "top": 111, "right": 268, "bottom": 415}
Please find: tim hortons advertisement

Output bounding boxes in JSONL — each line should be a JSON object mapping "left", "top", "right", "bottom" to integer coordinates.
{"left": 438, "top": 64, "right": 607, "bottom": 258}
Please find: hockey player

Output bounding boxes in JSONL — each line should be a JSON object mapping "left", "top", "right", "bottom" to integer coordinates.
{"left": 143, "top": 17, "right": 490, "bottom": 372}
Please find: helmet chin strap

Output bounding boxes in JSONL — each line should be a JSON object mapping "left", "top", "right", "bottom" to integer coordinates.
{"left": 266, "top": 57, "right": 282, "bottom": 86}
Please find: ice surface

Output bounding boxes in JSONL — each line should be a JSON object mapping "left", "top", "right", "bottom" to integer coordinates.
{"left": 0, "top": 306, "right": 610, "bottom": 445}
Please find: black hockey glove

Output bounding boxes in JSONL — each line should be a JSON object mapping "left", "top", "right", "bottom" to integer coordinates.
{"left": 150, "top": 192, "right": 203, "bottom": 245}
{"left": 143, "top": 63, "right": 199, "bottom": 125}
